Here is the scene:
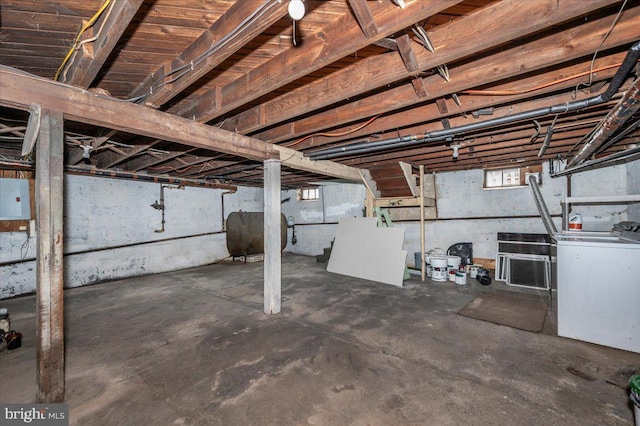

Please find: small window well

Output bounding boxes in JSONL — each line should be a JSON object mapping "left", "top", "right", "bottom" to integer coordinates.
{"left": 298, "top": 186, "right": 319, "bottom": 201}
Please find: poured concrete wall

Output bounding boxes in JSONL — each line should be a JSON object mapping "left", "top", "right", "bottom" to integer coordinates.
{"left": 626, "top": 158, "right": 640, "bottom": 221}
{"left": 279, "top": 163, "right": 632, "bottom": 264}
{"left": 0, "top": 175, "right": 261, "bottom": 299}
{"left": 281, "top": 183, "right": 366, "bottom": 256}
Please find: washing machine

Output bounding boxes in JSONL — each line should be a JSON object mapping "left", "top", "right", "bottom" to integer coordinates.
{"left": 556, "top": 233, "right": 640, "bottom": 353}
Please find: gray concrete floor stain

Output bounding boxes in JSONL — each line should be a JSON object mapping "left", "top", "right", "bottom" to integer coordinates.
{"left": 0, "top": 253, "right": 638, "bottom": 425}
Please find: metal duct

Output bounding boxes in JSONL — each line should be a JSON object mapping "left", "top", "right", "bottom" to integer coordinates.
{"left": 551, "top": 144, "right": 640, "bottom": 178}
{"left": 567, "top": 75, "right": 640, "bottom": 167}
{"left": 528, "top": 174, "right": 557, "bottom": 239}
{"left": 307, "top": 40, "right": 640, "bottom": 161}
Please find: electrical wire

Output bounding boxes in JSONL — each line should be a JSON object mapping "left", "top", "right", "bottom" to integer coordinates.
{"left": 54, "top": 0, "right": 112, "bottom": 81}
{"left": 60, "top": 0, "right": 116, "bottom": 83}
{"left": 20, "top": 233, "right": 30, "bottom": 260}
{"left": 130, "top": 0, "right": 275, "bottom": 104}
{"left": 573, "top": 0, "right": 629, "bottom": 96}
{"left": 461, "top": 63, "right": 624, "bottom": 96}
{"left": 285, "top": 115, "right": 381, "bottom": 147}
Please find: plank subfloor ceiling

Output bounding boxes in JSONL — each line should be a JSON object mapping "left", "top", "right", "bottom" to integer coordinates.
{"left": 1, "top": 0, "right": 639, "bottom": 188}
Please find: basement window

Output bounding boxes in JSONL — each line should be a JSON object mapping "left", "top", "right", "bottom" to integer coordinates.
{"left": 483, "top": 165, "right": 542, "bottom": 189}
{"left": 298, "top": 186, "right": 320, "bottom": 201}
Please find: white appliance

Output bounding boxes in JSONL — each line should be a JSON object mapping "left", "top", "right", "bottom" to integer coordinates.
{"left": 557, "top": 234, "right": 640, "bottom": 353}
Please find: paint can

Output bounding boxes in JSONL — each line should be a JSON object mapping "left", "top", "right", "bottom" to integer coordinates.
{"left": 447, "top": 256, "right": 461, "bottom": 275}
{"left": 449, "top": 269, "right": 456, "bottom": 282}
{"left": 469, "top": 264, "right": 482, "bottom": 279}
{"left": 455, "top": 271, "right": 467, "bottom": 286}
{"left": 426, "top": 256, "right": 433, "bottom": 277}
{"left": 430, "top": 257, "right": 448, "bottom": 282}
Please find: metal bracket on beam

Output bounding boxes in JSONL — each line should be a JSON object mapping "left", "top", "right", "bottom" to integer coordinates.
{"left": 21, "top": 103, "right": 41, "bottom": 156}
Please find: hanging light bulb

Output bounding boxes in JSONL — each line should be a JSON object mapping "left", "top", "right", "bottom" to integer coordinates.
{"left": 288, "top": 0, "right": 305, "bottom": 21}
{"left": 451, "top": 144, "right": 460, "bottom": 161}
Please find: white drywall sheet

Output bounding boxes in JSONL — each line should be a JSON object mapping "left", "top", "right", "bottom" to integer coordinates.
{"left": 327, "top": 217, "right": 407, "bottom": 287}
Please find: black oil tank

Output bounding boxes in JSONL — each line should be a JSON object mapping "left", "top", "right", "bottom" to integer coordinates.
{"left": 226, "top": 211, "right": 287, "bottom": 256}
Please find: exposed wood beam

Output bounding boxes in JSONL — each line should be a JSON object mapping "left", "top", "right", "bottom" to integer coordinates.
{"left": 36, "top": 108, "right": 65, "bottom": 403}
{"left": 399, "top": 161, "right": 419, "bottom": 197}
{"left": 0, "top": 67, "right": 369, "bottom": 182}
{"left": 97, "top": 140, "right": 160, "bottom": 169}
{"left": 68, "top": 128, "right": 117, "bottom": 165}
{"left": 126, "top": 149, "right": 199, "bottom": 173}
{"left": 180, "top": 160, "right": 255, "bottom": 178}
{"left": 128, "top": 1, "right": 289, "bottom": 109}
{"left": 411, "top": 77, "right": 429, "bottom": 98}
{"left": 337, "top": 93, "right": 622, "bottom": 166}
{"left": 175, "top": 0, "right": 462, "bottom": 122}
{"left": 224, "top": 0, "right": 621, "bottom": 135}
{"left": 396, "top": 34, "right": 420, "bottom": 72}
{"left": 254, "top": 5, "right": 639, "bottom": 144}
{"left": 0, "top": 66, "right": 276, "bottom": 161}
{"left": 273, "top": 51, "right": 626, "bottom": 147}
{"left": 347, "top": 0, "right": 380, "bottom": 38}
{"left": 274, "top": 145, "right": 362, "bottom": 182}
{"left": 61, "top": 0, "right": 144, "bottom": 88}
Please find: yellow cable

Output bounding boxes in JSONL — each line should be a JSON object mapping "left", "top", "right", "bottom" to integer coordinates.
{"left": 54, "top": 0, "right": 112, "bottom": 81}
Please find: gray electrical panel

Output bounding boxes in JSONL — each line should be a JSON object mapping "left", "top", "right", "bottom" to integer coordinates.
{"left": 0, "top": 178, "right": 31, "bottom": 220}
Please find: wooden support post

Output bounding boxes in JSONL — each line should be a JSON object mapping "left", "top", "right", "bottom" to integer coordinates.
{"left": 264, "top": 159, "right": 281, "bottom": 315}
{"left": 365, "top": 191, "right": 375, "bottom": 218}
{"left": 36, "top": 109, "right": 65, "bottom": 402}
{"left": 419, "top": 165, "right": 425, "bottom": 282}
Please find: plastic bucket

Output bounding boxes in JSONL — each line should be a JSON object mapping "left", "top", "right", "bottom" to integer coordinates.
{"left": 431, "top": 257, "right": 448, "bottom": 282}
{"left": 426, "top": 256, "right": 433, "bottom": 277}
{"left": 447, "top": 256, "right": 461, "bottom": 274}
{"left": 455, "top": 271, "right": 467, "bottom": 286}
{"left": 631, "top": 375, "right": 640, "bottom": 426}
{"left": 469, "top": 264, "right": 482, "bottom": 279}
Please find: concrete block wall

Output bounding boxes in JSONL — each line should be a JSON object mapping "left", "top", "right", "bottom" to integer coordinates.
{"left": 0, "top": 174, "right": 262, "bottom": 298}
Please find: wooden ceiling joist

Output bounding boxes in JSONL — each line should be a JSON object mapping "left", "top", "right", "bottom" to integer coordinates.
{"left": 0, "top": 66, "right": 274, "bottom": 160}
{"left": 175, "top": 0, "right": 462, "bottom": 123}
{"left": 254, "top": 5, "right": 639, "bottom": 145}
{"left": 61, "top": 0, "right": 145, "bottom": 88}
{"left": 281, "top": 52, "right": 627, "bottom": 149}
{"left": 347, "top": 0, "right": 380, "bottom": 38}
{"left": 224, "top": 0, "right": 621, "bottom": 136}
{"left": 0, "top": 66, "right": 368, "bottom": 182}
{"left": 128, "top": 0, "right": 290, "bottom": 109}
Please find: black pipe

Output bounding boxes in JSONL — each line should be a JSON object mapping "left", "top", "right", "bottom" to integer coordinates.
{"left": 307, "top": 40, "right": 640, "bottom": 161}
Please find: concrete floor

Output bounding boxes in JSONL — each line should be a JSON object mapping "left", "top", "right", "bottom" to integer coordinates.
{"left": 1, "top": 253, "right": 638, "bottom": 425}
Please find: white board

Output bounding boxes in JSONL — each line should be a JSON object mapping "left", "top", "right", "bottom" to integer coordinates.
{"left": 327, "top": 217, "right": 407, "bottom": 287}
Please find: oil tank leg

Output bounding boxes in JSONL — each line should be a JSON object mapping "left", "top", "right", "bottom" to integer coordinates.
{"left": 264, "top": 159, "right": 281, "bottom": 314}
